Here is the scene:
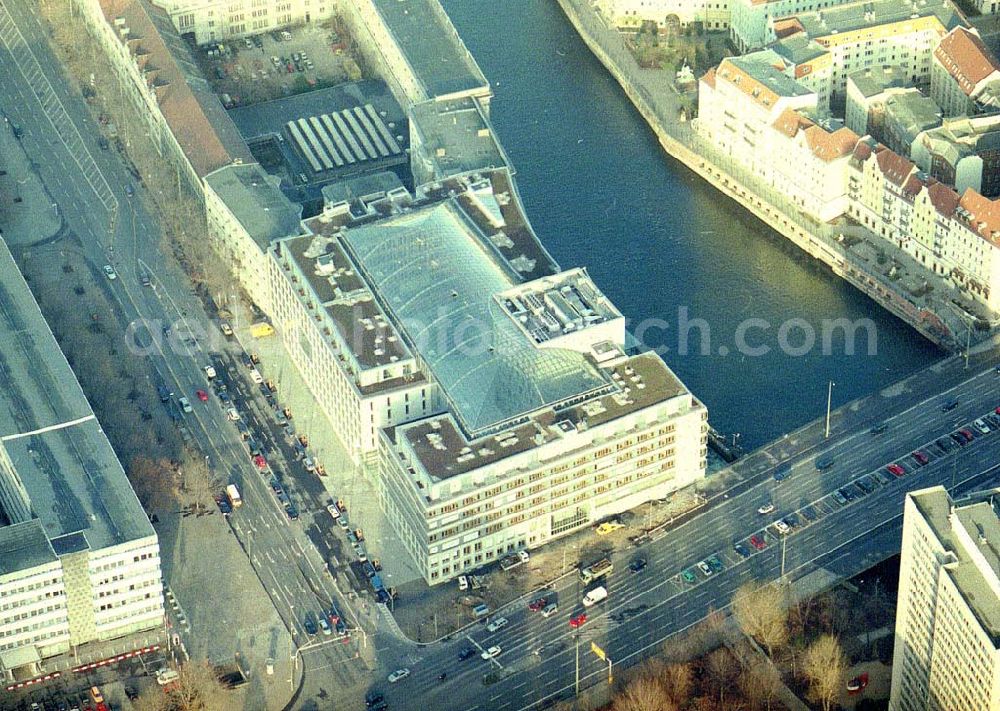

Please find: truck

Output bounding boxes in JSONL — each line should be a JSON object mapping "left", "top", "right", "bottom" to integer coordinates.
{"left": 226, "top": 484, "right": 242, "bottom": 508}
{"left": 579, "top": 557, "right": 613, "bottom": 584}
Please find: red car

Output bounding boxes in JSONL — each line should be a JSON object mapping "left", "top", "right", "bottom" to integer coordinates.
{"left": 253, "top": 454, "right": 267, "bottom": 469}
{"left": 528, "top": 597, "right": 548, "bottom": 612}
{"left": 569, "top": 613, "right": 587, "bottom": 629}
{"left": 847, "top": 672, "right": 869, "bottom": 694}
{"left": 912, "top": 451, "right": 929, "bottom": 465}
{"left": 750, "top": 534, "right": 766, "bottom": 550}
{"left": 960, "top": 429, "right": 974, "bottom": 442}
{"left": 887, "top": 463, "right": 905, "bottom": 477}
{"left": 196, "top": 389, "right": 209, "bottom": 402}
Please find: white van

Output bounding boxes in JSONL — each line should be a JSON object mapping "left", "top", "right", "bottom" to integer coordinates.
{"left": 582, "top": 586, "right": 608, "bottom": 607}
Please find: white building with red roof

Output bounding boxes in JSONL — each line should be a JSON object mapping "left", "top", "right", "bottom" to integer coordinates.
{"left": 931, "top": 27, "right": 1000, "bottom": 117}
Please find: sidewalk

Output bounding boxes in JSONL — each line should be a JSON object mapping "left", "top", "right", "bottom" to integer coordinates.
{"left": 0, "top": 112, "right": 63, "bottom": 246}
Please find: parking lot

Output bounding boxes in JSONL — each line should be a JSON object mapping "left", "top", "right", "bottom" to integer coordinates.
{"left": 197, "top": 23, "right": 362, "bottom": 107}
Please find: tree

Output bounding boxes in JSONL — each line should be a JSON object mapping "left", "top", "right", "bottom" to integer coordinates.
{"left": 613, "top": 675, "right": 676, "bottom": 711}
{"left": 128, "top": 456, "right": 177, "bottom": 511}
{"left": 133, "top": 660, "right": 228, "bottom": 710}
{"left": 179, "top": 449, "right": 218, "bottom": 509}
{"left": 740, "top": 660, "right": 781, "bottom": 711}
{"left": 802, "top": 634, "right": 846, "bottom": 711}
{"left": 704, "top": 647, "right": 739, "bottom": 705}
{"left": 732, "top": 581, "right": 789, "bottom": 657}
{"left": 661, "top": 662, "right": 693, "bottom": 705}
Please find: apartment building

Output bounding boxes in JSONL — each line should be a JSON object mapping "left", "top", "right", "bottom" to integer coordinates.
{"left": 848, "top": 140, "right": 1000, "bottom": 310}
{"left": 729, "top": 0, "right": 850, "bottom": 53}
{"left": 0, "top": 241, "right": 163, "bottom": 683}
{"left": 770, "top": 34, "right": 834, "bottom": 112}
{"left": 930, "top": 27, "right": 1000, "bottom": 118}
{"left": 336, "top": 0, "right": 490, "bottom": 109}
{"left": 594, "top": 0, "right": 730, "bottom": 32}
{"left": 773, "top": 0, "right": 964, "bottom": 105}
{"left": 914, "top": 114, "right": 1000, "bottom": 199}
{"left": 204, "top": 162, "right": 303, "bottom": 308}
{"left": 889, "top": 487, "right": 1000, "bottom": 711}
{"left": 845, "top": 66, "right": 911, "bottom": 135}
{"left": 150, "top": 0, "right": 332, "bottom": 44}
{"left": 697, "top": 54, "right": 817, "bottom": 175}
{"left": 877, "top": 90, "right": 942, "bottom": 157}
{"left": 73, "top": 0, "right": 253, "bottom": 194}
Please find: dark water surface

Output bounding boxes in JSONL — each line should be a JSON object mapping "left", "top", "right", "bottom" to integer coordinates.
{"left": 441, "top": 0, "right": 940, "bottom": 447}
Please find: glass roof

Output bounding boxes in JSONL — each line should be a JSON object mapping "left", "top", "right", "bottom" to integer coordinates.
{"left": 343, "top": 201, "right": 609, "bottom": 436}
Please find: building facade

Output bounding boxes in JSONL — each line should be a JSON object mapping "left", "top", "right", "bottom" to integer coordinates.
{"left": 0, "top": 240, "right": 162, "bottom": 683}
{"left": 930, "top": 27, "right": 1000, "bottom": 118}
{"left": 845, "top": 66, "right": 911, "bottom": 136}
{"left": 913, "top": 114, "right": 1000, "bottom": 199}
{"left": 150, "top": 0, "right": 333, "bottom": 44}
{"left": 595, "top": 0, "right": 730, "bottom": 32}
{"left": 889, "top": 487, "right": 1000, "bottom": 711}
{"left": 728, "top": 0, "right": 849, "bottom": 54}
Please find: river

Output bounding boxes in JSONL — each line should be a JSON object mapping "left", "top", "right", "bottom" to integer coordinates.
{"left": 439, "top": 0, "right": 941, "bottom": 448}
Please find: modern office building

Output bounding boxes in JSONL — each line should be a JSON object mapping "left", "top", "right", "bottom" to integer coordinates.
{"left": 263, "top": 169, "right": 707, "bottom": 583}
{"left": 594, "top": 0, "right": 731, "bottom": 32}
{"left": 408, "top": 96, "right": 509, "bottom": 186}
{"left": 889, "top": 486, "right": 1000, "bottom": 711}
{"left": 337, "top": 0, "right": 490, "bottom": 109}
{"left": 930, "top": 27, "right": 1000, "bottom": 118}
{"left": 0, "top": 240, "right": 163, "bottom": 684}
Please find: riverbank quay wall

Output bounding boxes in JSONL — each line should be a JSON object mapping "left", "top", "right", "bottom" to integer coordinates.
{"left": 554, "top": 0, "right": 962, "bottom": 350}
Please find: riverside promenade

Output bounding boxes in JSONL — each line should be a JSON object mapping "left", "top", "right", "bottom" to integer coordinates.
{"left": 554, "top": 0, "right": 990, "bottom": 351}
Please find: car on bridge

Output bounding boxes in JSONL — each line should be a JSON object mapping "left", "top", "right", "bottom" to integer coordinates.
{"left": 541, "top": 603, "right": 559, "bottom": 617}
{"left": 815, "top": 455, "right": 835, "bottom": 471}
{"left": 773, "top": 463, "right": 792, "bottom": 481}
{"left": 569, "top": 613, "right": 587, "bottom": 629}
{"left": 481, "top": 646, "right": 502, "bottom": 661}
{"left": 487, "top": 617, "right": 508, "bottom": 633}
{"left": 458, "top": 647, "right": 477, "bottom": 661}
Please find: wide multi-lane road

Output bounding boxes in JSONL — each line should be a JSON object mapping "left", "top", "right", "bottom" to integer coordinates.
{"left": 379, "top": 365, "right": 1000, "bottom": 710}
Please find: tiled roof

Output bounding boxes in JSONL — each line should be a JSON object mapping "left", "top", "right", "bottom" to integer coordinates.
{"left": 875, "top": 149, "right": 916, "bottom": 187}
{"left": 853, "top": 140, "right": 874, "bottom": 161}
{"left": 934, "top": 27, "right": 1000, "bottom": 97}
{"left": 773, "top": 18, "right": 805, "bottom": 39}
{"left": 805, "top": 125, "right": 860, "bottom": 162}
{"left": 772, "top": 107, "right": 814, "bottom": 137}
{"left": 701, "top": 67, "right": 717, "bottom": 89}
{"left": 959, "top": 189, "right": 1000, "bottom": 245}
{"left": 926, "top": 180, "right": 960, "bottom": 218}
{"left": 99, "top": 0, "right": 253, "bottom": 178}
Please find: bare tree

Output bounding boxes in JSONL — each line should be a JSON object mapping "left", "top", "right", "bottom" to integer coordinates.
{"left": 132, "top": 660, "right": 228, "bottom": 711}
{"left": 179, "top": 449, "right": 218, "bottom": 508}
{"left": 704, "top": 647, "right": 739, "bottom": 705}
{"left": 128, "top": 456, "right": 177, "bottom": 511}
{"left": 740, "top": 660, "right": 781, "bottom": 711}
{"left": 732, "top": 581, "right": 789, "bottom": 658}
{"left": 613, "top": 675, "right": 677, "bottom": 711}
{"left": 802, "top": 634, "right": 846, "bottom": 711}
{"left": 661, "top": 661, "right": 693, "bottom": 706}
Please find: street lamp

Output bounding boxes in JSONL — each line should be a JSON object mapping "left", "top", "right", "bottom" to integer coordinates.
{"left": 824, "top": 381, "right": 835, "bottom": 438}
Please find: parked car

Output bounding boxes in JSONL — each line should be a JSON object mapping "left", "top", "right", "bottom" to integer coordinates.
{"left": 912, "top": 450, "right": 929, "bottom": 465}
{"left": 887, "top": 463, "right": 905, "bottom": 477}
{"left": 318, "top": 616, "right": 331, "bottom": 635}
{"left": 733, "top": 542, "right": 751, "bottom": 559}
{"left": 773, "top": 520, "right": 790, "bottom": 535}
{"left": 696, "top": 561, "right": 713, "bottom": 576}
{"left": 974, "top": 418, "right": 991, "bottom": 434}
{"left": 682, "top": 569, "right": 697, "bottom": 583}
{"left": 528, "top": 597, "right": 548, "bottom": 611}
{"left": 303, "top": 614, "right": 317, "bottom": 636}
{"left": 757, "top": 503, "right": 775, "bottom": 515}
{"left": 750, "top": 535, "right": 766, "bottom": 550}
{"left": 706, "top": 555, "right": 724, "bottom": 572}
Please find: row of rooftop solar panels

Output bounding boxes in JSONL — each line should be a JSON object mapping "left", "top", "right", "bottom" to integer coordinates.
{"left": 285, "top": 104, "right": 403, "bottom": 173}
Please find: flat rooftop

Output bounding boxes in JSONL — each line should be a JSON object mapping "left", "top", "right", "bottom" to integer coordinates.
{"left": 371, "top": 0, "right": 489, "bottom": 100}
{"left": 341, "top": 196, "right": 611, "bottom": 437}
{"left": 401, "top": 352, "right": 690, "bottom": 480}
{"left": 791, "top": 0, "right": 964, "bottom": 41}
{"left": 204, "top": 163, "right": 302, "bottom": 250}
{"left": 848, "top": 65, "right": 910, "bottom": 98}
{"left": 282, "top": 232, "right": 411, "bottom": 370}
{"left": 912, "top": 487, "right": 1000, "bottom": 647}
{"left": 0, "top": 240, "right": 153, "bottom": 575}
{"left": 410, "top": 97, "right": 508, "bottom": 179}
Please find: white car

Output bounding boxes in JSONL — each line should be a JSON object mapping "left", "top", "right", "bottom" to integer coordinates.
{"left": 326, "top": 504, "right": 340, "bottom": 519}
{"left": 387, "top": 668, "right": 410, "bottom": 683}
{"left": 178, "top": 396, "right": 192, "bottom": 413}
{"left": 102, "top": 264, "right": 117, "bottom": 280}
{"left": 481, "top": 645, "right": 502, "bottom": 660}
{"left": 696, "top": 561, "right": 712, "bottom": 576}
{"left": 226, "top": 407, "right": 241, "bottom": 421}
{"left": 458, "top": 575, "right": 468, "bottom": 591}
{"left": 541, "top": 603, "right": 558, "bottom": 618}
{"left": 773, "top": 520, "right": 791, "bottom": 535}
{"left": 249, "top": 368, "right": 264, "bottom": 384}
{"left": 974, "top": 418, "right": 991, "bottom": 434}
{"left": 486, "top": 617, "right": 508, "bottom": 633}
{"left": 204, "top": 365, "right": 217, "bottom": 379}
{"left": 757, "top": 503, "right": 775, "bottom": 515}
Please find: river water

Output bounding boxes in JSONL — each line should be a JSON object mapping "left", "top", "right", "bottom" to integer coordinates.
{"left": 440, "top": 0, "right": 940, "bottom": 448}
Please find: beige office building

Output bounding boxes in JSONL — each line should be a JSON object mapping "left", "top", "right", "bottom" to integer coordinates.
{"left": 889, "top": 486, "right": 1000, "bottom": 711}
